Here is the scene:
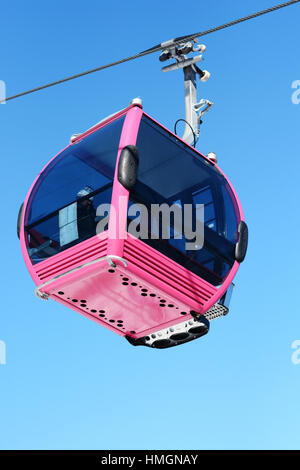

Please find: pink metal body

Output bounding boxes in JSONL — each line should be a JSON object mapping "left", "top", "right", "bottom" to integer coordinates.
{"left": 20, "top": 103, "right": 244, "bottom": 340}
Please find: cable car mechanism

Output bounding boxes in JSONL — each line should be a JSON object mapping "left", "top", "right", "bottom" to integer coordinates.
{"left": 18, "top": 41, "right": 248, "bottom": 349}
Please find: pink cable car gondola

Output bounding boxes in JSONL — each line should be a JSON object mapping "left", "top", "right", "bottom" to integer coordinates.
{"left": 17, "top": 43, "right": 248, "bottom": 348}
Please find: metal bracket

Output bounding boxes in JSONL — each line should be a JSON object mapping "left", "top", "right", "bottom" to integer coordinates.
{"left": 106, "top": 255, "right": 128, "bottom": 269}
{"left": 160, "top": 40, "right": 213, "bottom": 146}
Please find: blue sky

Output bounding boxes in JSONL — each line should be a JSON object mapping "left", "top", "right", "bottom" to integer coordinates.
{"left": 0, "top": 0, "right": 300, "bottom": 450}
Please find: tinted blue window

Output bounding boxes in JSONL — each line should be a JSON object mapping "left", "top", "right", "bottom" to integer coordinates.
{"left": 25, "top": 115, "right": 125, "bottom": 264}
{"left": 128, "top": 115, "right": 239, "bottom": 285}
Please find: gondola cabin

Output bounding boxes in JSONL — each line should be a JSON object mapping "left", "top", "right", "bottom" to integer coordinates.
{"left": 18, "top": 100, "right": 248, "bottom": 348}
